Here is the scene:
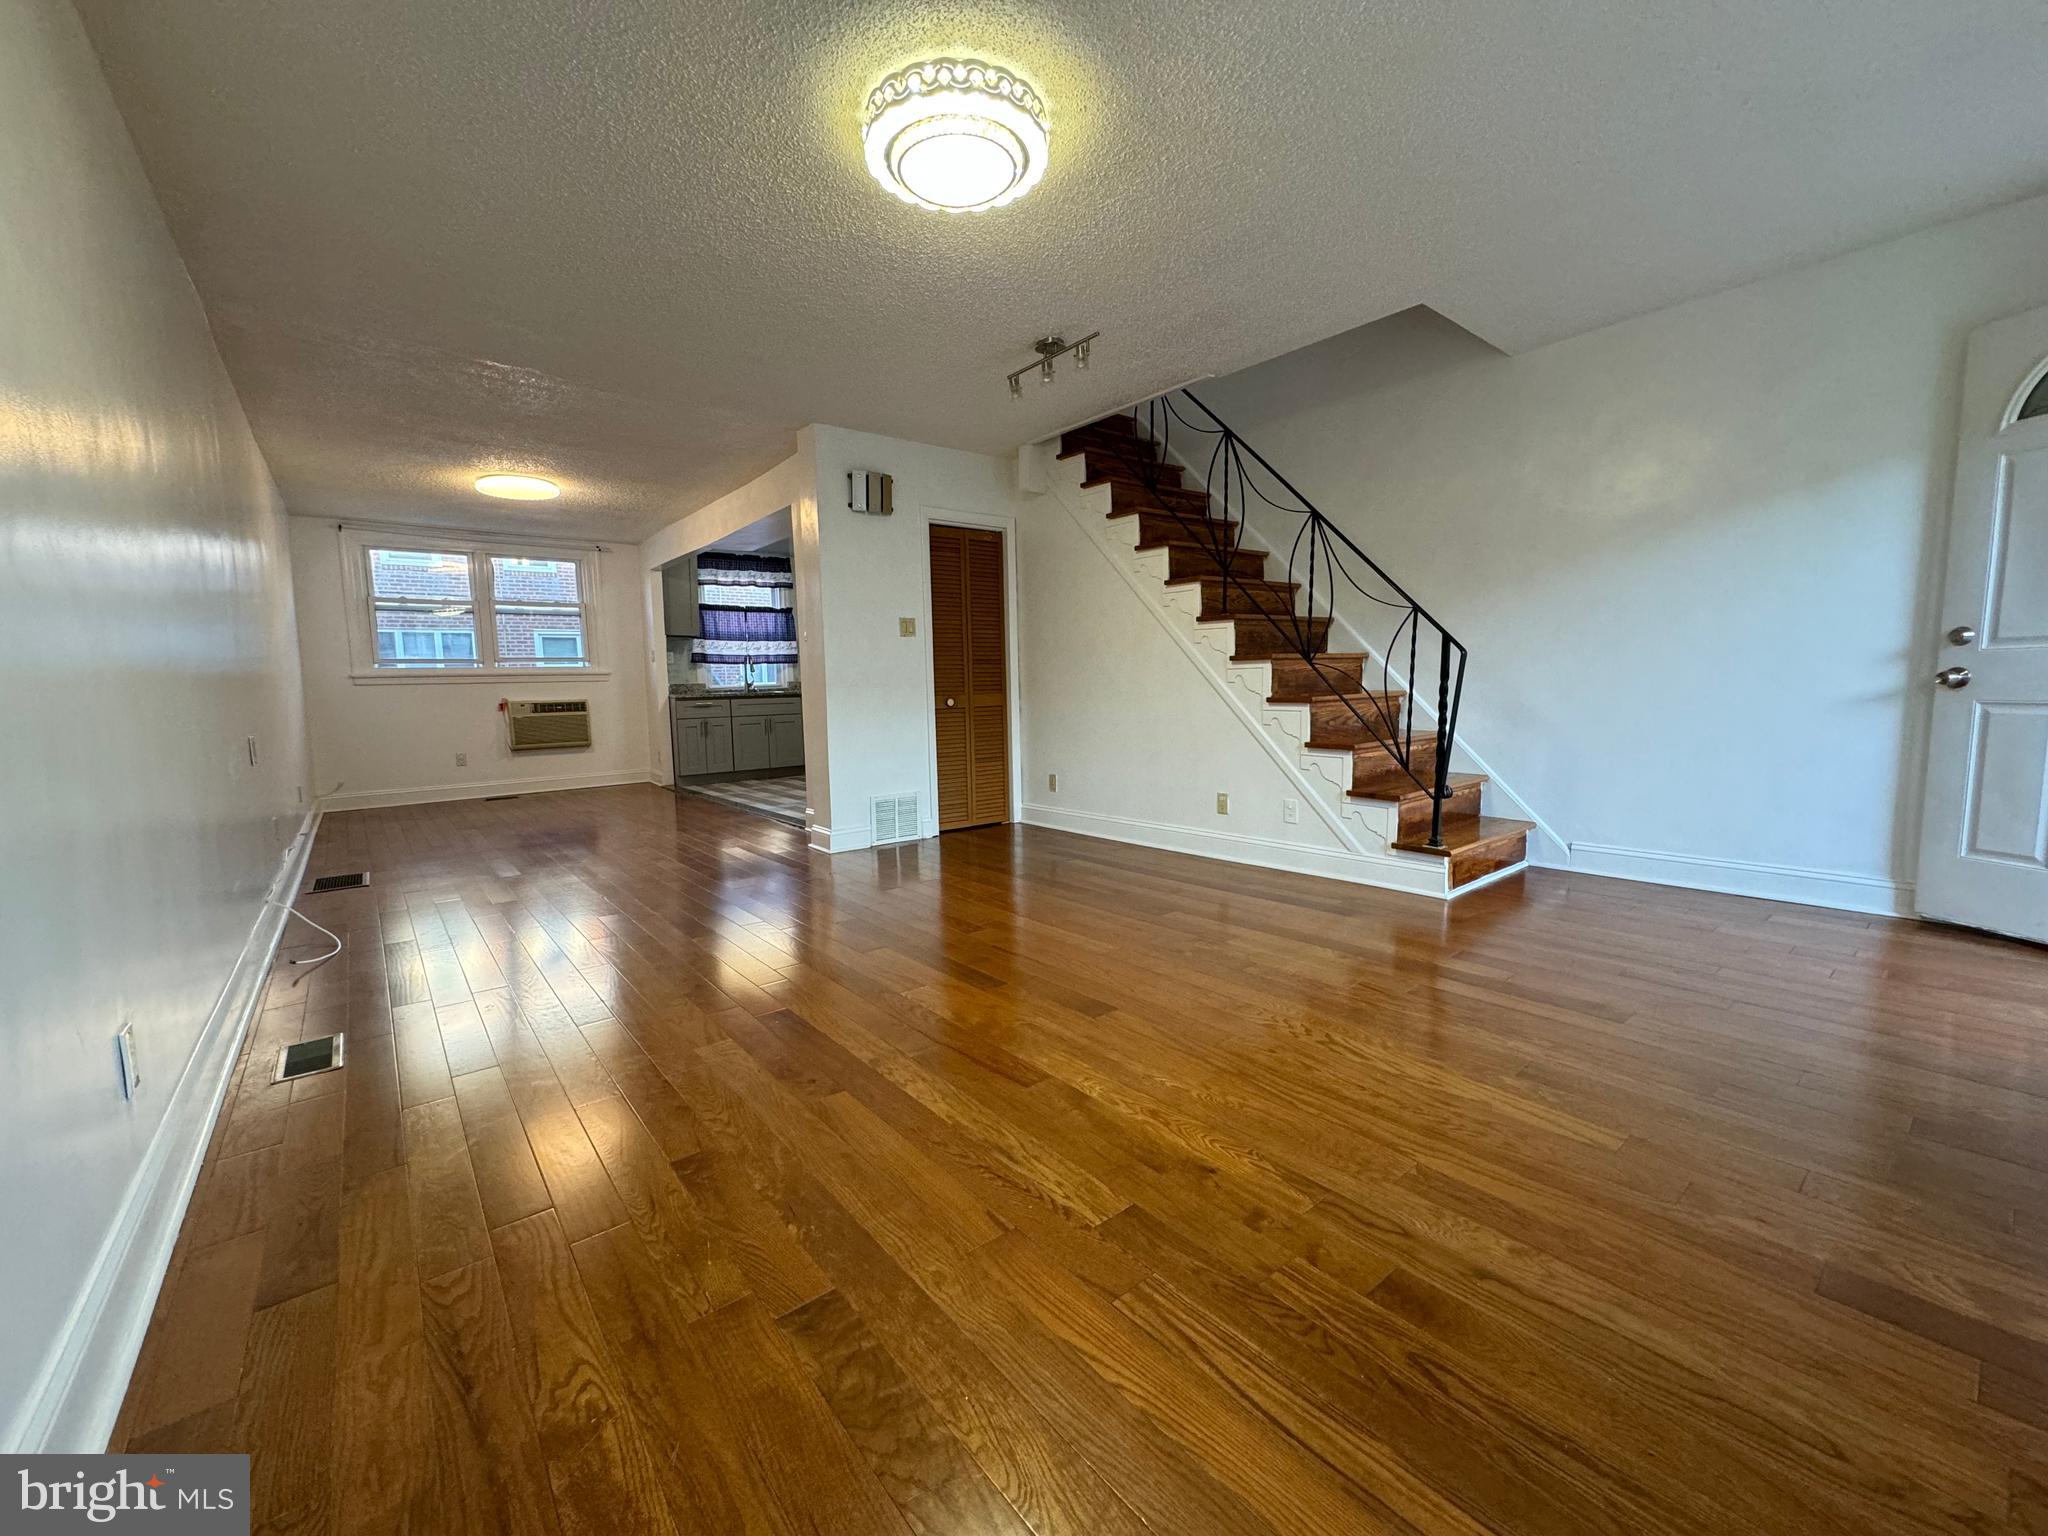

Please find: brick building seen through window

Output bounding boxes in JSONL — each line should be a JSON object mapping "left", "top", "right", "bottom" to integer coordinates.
{"left": 368, "top": 548, "right": 588, "bottom": 668}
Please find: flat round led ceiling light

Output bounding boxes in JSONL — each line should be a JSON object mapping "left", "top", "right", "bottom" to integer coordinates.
{"left": 474, "top": 474, "right": 560, "bottom": 501}
{"left": 862, "top": 59, "right": 1048, "bottom": 213}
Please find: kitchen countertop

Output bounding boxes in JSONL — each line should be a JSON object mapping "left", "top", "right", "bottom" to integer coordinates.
{"left": 669, "top": 687, "right": 802, "bottom": 700}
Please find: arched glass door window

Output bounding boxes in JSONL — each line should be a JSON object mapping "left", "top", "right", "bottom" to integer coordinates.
{"left": 2019, "top": 368, "right": 2048, "bottom": 422}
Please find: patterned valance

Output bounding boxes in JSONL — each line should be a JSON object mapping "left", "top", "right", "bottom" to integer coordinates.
{"left": 695, "top": 550, "right": 793, "bottom": 588}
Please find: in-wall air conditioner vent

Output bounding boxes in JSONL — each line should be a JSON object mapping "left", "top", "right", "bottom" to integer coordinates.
{"left": 507, "top": 699, "right": 592, "bottom": 751}
{"left": 871, "top": 792, "right": 921, "bottom": 846}
{"left": 307, "top": 872, "right": 367, "bottom": 893}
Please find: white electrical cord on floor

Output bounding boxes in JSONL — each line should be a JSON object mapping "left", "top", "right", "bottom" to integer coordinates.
{"left": 265, "top": 898, "right": 343, "bottom": 972}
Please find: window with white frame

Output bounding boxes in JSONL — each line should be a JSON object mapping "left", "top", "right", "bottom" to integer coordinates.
{"left": 348, "top": 530, "right": 600, "bottom": 678}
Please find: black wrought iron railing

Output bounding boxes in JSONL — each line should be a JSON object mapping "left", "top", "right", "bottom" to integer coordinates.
{"left": 1101, "top": 390, "right": 1468, "bottom": 848}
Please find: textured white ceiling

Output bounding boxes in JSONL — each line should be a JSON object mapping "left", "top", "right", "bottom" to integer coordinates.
{"left": 75, "top": 0, "right": 2048, "bottom": 543}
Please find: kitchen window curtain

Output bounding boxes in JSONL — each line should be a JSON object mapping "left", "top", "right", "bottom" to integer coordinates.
{"left": 692, "top": 551, "right": 799, "bottom": 664}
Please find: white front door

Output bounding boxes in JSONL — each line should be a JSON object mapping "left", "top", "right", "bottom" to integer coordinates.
{"left": 1915, "top": 305, "right": 2048, "bottom": 944}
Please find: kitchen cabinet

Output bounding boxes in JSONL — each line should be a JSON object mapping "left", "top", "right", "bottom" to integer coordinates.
{"left": 672, "top": 696, "right": 735, "bottom": 778}
{"left": 673, "top": 713, "right": 707, "bottom": 778}
{"left": 671, "top": 694, "right": 801, "bottom": 781}
{"left": 732, "top": 715, "right": 772, "bottom": 772}
{"left": 662, "top": 561, "right": 697, "bottom": 638}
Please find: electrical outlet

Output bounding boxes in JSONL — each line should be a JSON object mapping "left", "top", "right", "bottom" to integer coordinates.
{"left": 1282, "top": 797, "right": 1299, "bottom": 824}
{"left": 1216, "top": 792, "right": 1230, "bottom": 815}
{"left": 899, "top": 616, "right": 917, "bottom": 637}
{"left": 1047, "top": 772, "right": 1058, "bottom": 792}
{"left": 245, "top": 734, "right": 259, "bottom": 767}
{"left": 455, "top": 752, "right": 468, "bottom": 767}
{"left": 115, "top": 1022, "right": 140, "bottom": 1101}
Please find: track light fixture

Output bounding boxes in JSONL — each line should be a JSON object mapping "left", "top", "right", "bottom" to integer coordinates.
{"left": 1006, "top": 332, "right": 1099, "bottom": 399}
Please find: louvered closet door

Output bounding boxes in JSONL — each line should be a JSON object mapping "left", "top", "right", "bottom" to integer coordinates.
{"left": 930, "top": 524, "right": 1011, "bottom": 831}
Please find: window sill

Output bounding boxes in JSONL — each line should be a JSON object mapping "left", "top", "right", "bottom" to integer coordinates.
{"left": 349, "top": 668, "right": 612, "bottom": 686}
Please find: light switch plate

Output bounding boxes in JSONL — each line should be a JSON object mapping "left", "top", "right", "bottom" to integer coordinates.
{"left": 899, "top": 617, "right": 917, "bottom": 637}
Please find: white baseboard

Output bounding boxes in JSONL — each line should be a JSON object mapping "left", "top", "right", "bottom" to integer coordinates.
{"left": 4, "top": 808, "right": 321, "bottom": 1455}
{"left": 322, "top": 767, "right": 649, "bottom": 812}
{"left": 809, "top": 821, "right": 867, "bottom": 853}
{"left": 1566, "top": 841, "right": 1914, "bottom": 917}
{"left": 1022, "top": 803, "right": 1448, "bottom": 896}
{"left": 808, "top": 821, "right": 938, "bottom": 855}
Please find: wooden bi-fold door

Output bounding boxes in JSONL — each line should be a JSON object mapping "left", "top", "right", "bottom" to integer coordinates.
{"left": 929, "top": 524, "right": 1010, "bottom": 831}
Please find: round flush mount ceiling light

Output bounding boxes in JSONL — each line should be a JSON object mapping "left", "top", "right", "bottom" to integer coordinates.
{"left": 862, "top": 59, "right": 1049, "bottom": 213}
{"left": 474, "top": 473, "right": 560, "bottom": 501}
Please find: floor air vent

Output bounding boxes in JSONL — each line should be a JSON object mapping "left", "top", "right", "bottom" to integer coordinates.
{"left": 307, "top": 872, "right": 367, "bottom": 893}
{"left": 482, "top": 794, "right": 521, "bottom": 802}
{"left": 274, "top": 1033, "right": 345, "bottom": 1083}
{"left": 871, "top": 792, "right": 921, "bottom": 845}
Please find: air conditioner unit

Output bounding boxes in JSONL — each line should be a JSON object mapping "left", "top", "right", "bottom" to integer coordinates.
{"left": 506, "top": 699, "right": 592, "bottom": 751}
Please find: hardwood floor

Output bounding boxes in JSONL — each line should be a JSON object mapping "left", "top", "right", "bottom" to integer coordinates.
{"left": 114, "top": 783, "right": 2048, "bottom": 1533}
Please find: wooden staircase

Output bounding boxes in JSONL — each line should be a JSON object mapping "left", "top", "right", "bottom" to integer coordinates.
{"left": 1058, "top": 413, "right": 1533, "bottom": 888}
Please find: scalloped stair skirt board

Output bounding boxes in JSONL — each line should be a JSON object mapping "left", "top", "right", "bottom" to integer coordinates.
{"left": 1044, "top": 413, "right": 1534, "bottom": 895}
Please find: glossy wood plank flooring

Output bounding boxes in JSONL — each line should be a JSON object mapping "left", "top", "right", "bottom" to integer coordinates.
{"left": 114, "top": 784, "right": 2048, "bottom": 1533}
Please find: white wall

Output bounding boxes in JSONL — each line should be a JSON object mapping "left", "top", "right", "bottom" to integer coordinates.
{"left": 290, "top": 522, "right": 651, "bottom": 809}
{"left": 807, "top": 426, "right": 1023, "bottom": 848}
{"left": 1193, "top": 195, "right": 2048, "bottom": 913}
{"left": 637, "top": 427, "right": 1024, "bottom": 849}
{"left": 0, "top": 0, "right": 309, "bottom": 1447}
{"left": 1016, "top": 473, "right": 1357, "bottom": 867}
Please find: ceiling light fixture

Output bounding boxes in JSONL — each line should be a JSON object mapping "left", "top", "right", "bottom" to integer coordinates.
{"left": 1006, "top": 333, "right": 1099, "bottom": 398}
{"left": 474, "top": 473, "right": 560, "bottom": 501}
{"left": 862, "top": 59, "right": 1049, "bottom": 213}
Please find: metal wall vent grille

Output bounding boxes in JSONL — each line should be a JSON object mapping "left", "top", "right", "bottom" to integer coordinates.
{"left": 871, "top": 792, "right": 921, "bottom": 845}
{"left": 308, "top": 872, "right": 368, "bottom": 892}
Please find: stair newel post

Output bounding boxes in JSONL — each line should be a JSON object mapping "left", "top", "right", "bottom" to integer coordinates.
{"left": 1429, "top": 629, "right": 1453, "bottom": 849}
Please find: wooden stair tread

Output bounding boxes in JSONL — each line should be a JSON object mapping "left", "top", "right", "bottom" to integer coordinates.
{"left": 1344, "top": 771, "right": 1484, "bottom": 801}
{"left": 1263, "top": 656, "right": 1371, "bottom": 699}
{"left": 1393, "top": 815, "right": 1532, "bottom": 856}
{"left": 1106, "top": 506, "right": 1233, "bottom": 529}
{"left": 1164, "top": 576, "right": 1295, "bottom": 594}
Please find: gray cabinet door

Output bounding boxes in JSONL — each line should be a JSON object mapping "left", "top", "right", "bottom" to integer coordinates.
{"left": 673, "top": 718, "right": 708, "bottom": 778}
{"left": 732, "top": 716, "right": 772, "bottom": 772}
{"left": 768, "top": 713, "right": 804, "bottom": 769}
{"left": 704, "top": 718, "right": 735, "bottom": 774}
